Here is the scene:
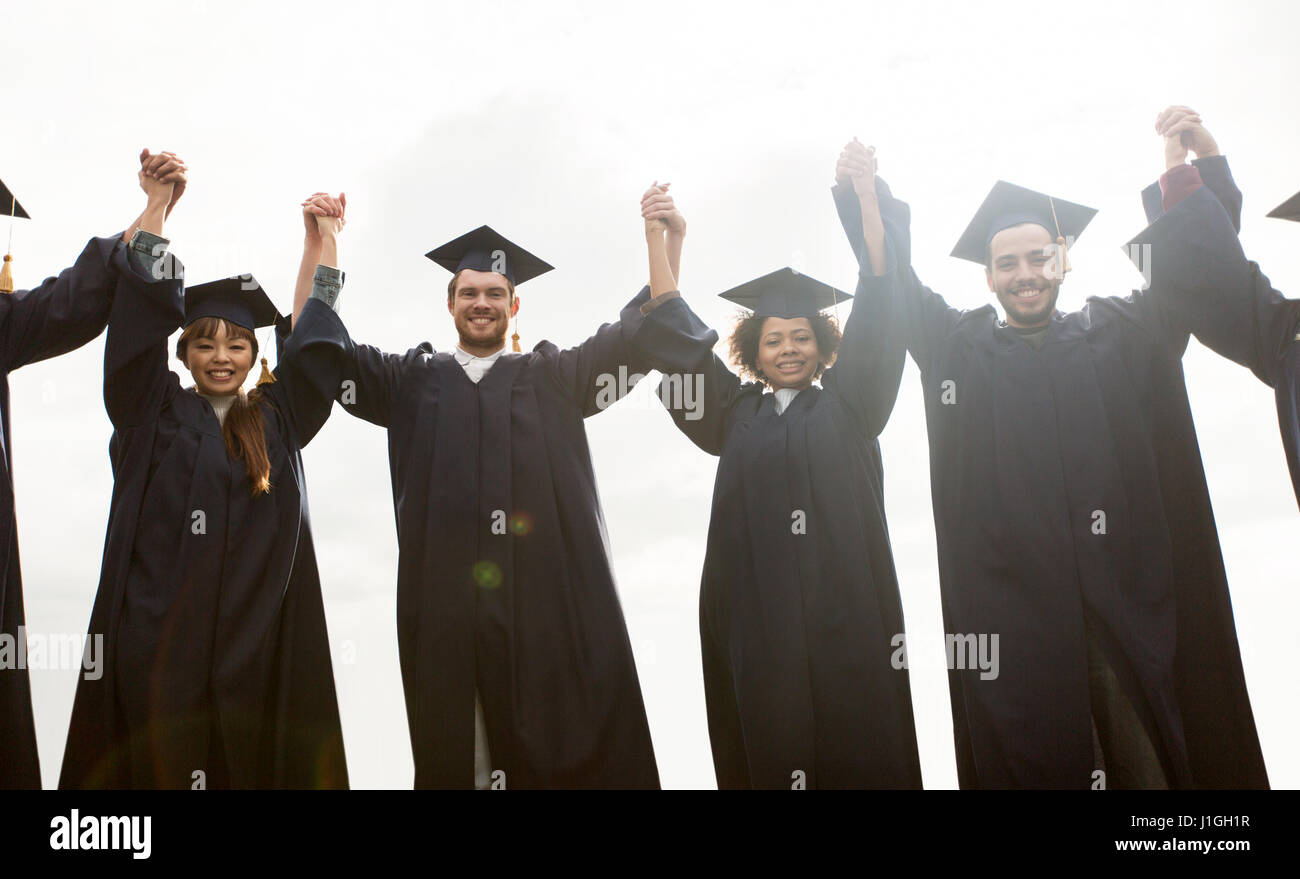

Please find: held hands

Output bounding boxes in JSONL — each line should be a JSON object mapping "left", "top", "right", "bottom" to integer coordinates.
{"left": 138, "top": 148, "right": 188, "bottom": 218}
{"left": 1155, "top": 105, "right": 1219, "bottom": 170}
{"left": 641, "top": 181, "right": 686, "bottom": 238}
{"left": 301, "top": 191, "right": 347, "bottom": 244}
{"left": 836, "top": 138, "right": 878, "bottom": 202}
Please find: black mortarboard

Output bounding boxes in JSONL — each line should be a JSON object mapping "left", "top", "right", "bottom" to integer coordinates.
{"left": 0, "top": 178, "right": 30, "bottom": 293}
{"left": 1267, "top": 190, "right": 1300, "bottom": 223}
{"left": 951, "top": 180, "right": 1097, "bottom": 265}
{"left": 718, "top": 267, "right": 852, "bottom": 318}
{"left": 184, "top": 275, "right": 281, "bottom": 330}
{"left": 0, "top": 178, "right": 29, "bottom": 220}
{"left": 425, "top": 225, "right": 553, "bottom": 286}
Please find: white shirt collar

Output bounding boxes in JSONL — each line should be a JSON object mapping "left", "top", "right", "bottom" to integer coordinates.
{"left": 773, "top": 386, "right": 803, "bottom": 415}
{"left": 454, "top": 345, "right": 506, "bottom": 366}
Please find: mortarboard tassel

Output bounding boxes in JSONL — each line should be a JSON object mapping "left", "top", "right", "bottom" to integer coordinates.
{"left": 0, "top": 196, "right": 16, "bottom": 293}
{"left": 1048, "top": 196, "right": 1071, "bottom": 275}
{"left": 511, "top": 313, "right": 521, "bottom": 353}
{"left": 256, "top": 327, "right": 276, "bottom": 385}
{"left": 256, "top": 355, "right": 276, "bottom": 385}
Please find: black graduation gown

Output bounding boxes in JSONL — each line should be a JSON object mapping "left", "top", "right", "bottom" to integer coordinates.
{"left": 1141, "top": 156, "right": 1300, "bottom": 511}
{"left": 834, "top": 180, "right": 1272, "bottom": 789}
{"left": 59, "top": 262, "right": 350, "bottom": 789}
{"left": 627, "top": 237, "right": 922, "bottom": 789}
{"left": 1277, "top": 339, "right": 1300, "bottom": 509}
{"left": 0, "top": 236, "right": 119, "bottom": 789}
{"left": 339, "top": 301, "right": 659, "bottom": 789}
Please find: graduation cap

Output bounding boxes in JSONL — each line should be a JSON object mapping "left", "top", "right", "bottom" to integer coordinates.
{"left": 0, "top": 177, "right": 31, "bottom": 294}
{"left": 718, "top": 267, "right": 852, "bottom": 318}
{"left": 952, "top": 180, "right": 1098, "bottom": 271}
{"left": 0, "top": 179, "right": 29, "bottom": 221}
{"left": 1267, "top": 190, "right": 1300, "bottom": 223}
{"left": 184, "top": 274, "right": 282, "bottom": 386}
{"left": 426, "top": 225, "right": 553, "bottom": 286}
{"left": 425, "top": 225, "right": 553, "bottom": 351}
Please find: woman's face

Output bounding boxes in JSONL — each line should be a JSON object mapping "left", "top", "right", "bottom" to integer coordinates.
{"left": 182, "top": 321, "right": 254, "bottom": 395}
{"left": 756, "top": 317, "right": 822, "bottom": 390}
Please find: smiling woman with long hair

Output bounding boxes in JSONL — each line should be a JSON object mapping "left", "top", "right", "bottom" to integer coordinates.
{"left": 173, "top": 316, "right": 273, "bottom": 487}
{"left": 60, "top": 190, "right": 355, "bottom": 789}
{"left": 629, "top": 148, "right": 922, "bottom": 789}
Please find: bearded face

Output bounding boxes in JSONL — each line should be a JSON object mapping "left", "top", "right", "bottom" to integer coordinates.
{"left": 986, "top": 222, "right": 1063, "bottom": 329}
{"left": 448, "top": 268, "right": 517, "bottom": 351}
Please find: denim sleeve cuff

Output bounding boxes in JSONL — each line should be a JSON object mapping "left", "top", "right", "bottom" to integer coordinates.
{"left": 126, "top": 229, "right": 171, "bottom": 280}
{"left": 310, "top": 264, "right": 345, "bottom": 311}
{"left": 639, "top": 289, "right": 681, "bottom": 316}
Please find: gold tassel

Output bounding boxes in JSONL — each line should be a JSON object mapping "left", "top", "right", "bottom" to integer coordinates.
{"left": 256, "top": 355, "right": 276, "bottom": 385}
{"left": 1048, "top": 196, "right": 1071, "bottom": 276}
{"left": 1, "top": 194, "right": 15, "bottom": 293}
{"left": 511, "top": 313, "right": 521, "bottom": 353}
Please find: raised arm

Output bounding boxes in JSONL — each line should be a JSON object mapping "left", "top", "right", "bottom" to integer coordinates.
{"left": 1, "top": 149, "right": 182, "bottom": 374}
{"left": 102, "top": 150, "right": 189, "bottom": 427}
{"left": 1124, "top": 117, "right": 1300, "bottom": 377}
{"left": 830, "top": 149, "right": 960, "bottom": 375}
{"left": 643, "top": 181, "right": 685, "bottom": 293}
{"left": 263, "top": 192, "right": 353, "bottom": 446}
{"left": 295, "top": 192, "right": 345, "bottom": 327}
{"left": 1, "top": 238, "right": 119, "bottom": 374}
{"left": 547, "top": 185, "right": 694, "bottom": 416}
{"left": 637, "top": 182, "right": 744, "bottom": 453}
{"left": 121, "top": 148, "right": 187, "bottom": 242}
{"left": 818, "top": 141, "right": 907, "bottom": 437}
{"left": 1140, "top": 106, "right": 1241, "bottom": 231}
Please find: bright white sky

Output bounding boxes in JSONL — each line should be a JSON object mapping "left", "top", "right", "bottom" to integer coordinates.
{"left": 6, "top": 0, "right": 1298, "bottom": 789}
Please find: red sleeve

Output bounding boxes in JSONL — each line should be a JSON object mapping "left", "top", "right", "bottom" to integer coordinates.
{"left": 1159, "top": 162, "right": 1204, "bottom": 212}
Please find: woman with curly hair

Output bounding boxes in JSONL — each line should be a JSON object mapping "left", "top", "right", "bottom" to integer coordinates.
{"left": 631, "top": 144, "right": 921, "bottom": 789}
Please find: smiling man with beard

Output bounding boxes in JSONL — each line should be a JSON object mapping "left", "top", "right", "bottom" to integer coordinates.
{"left": 832, "top": 118, "right": 1271, "bottom": 789}
{"left": 335, "top": 225, "right": 664, "bottom": 789}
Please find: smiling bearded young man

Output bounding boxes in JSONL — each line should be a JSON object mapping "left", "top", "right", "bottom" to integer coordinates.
{"left": 333, "top": 224, "right": 675, "bottom": 789}
{"left": 831, "top": 115, "right": 1271, "bottom": 790}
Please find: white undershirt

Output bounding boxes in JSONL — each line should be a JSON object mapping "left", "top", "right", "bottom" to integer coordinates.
{"left": 454, "top": 344, "right": 504, "bottom": 789}
{"left": 198, "top": 393, "right": 238, "bottom": 426}
{"left": 773, "top": 387, "right": 803, "bottom": 415}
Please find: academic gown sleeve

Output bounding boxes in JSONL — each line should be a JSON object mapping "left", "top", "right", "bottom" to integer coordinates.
{"left": 546, "top": 292, "right": 664, "bottom": 417}
{"left": 102, "top": 239, "right": 186, "bottom": 429}
{"left": 820, "top": 187, "right": 909, "bottom": 438}
{"left": 265, "top": 299, "right": 352, "bottom": 447}
{"left": 832, "top": 178, "right": 964, "bottom": 375}
{"left": 1141, "top": 155, "right": 1243, "bottom": 231}
{"left": 0, "top": 235, "right": 121, "bottom": 373}
{"left": 337, "top": 340, "right": 414, "bottom": 429}
{"left": 628, "top": 287, "right": 749, "bottom": 456}
{"left": 1122, "top": 184, "right": 1300, "bottom": 382}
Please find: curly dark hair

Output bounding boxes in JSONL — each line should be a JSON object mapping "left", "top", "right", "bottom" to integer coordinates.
{"left": 728, "top": 311, "right": 842, "bottom": 387}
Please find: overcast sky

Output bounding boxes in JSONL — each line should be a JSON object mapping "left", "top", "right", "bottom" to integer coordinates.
{"left": 6, "top": 0, "right": 1298, "bottom": 789}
